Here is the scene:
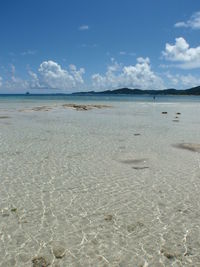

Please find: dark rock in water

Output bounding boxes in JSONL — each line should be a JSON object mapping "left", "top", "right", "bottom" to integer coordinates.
{"left": 53, "top": 246, "right": 65, "bottom": 259}
{"left": 162, "top": 112, "right": 168, "bottom": 114}
{"left": 160, "top": 249, "right": 176, "bottom": 259}
{"left": 134, "top": 133, "right": 141, "bottom": 136}
{"left": 19, "top": 106, "right": 52, "bottom": 112}
{"left": 172, "top": 119, "right": 179, "bottom": 122}
{"left": 127, "top": 222, "right": 145, "bottom": 233}
{"left": 104, "top": 214, "right": 113, "bottom": 221}
{"left": 176, "top": 112, "right": 181, "bottom": 115}
{"left": 32, "top": 256, "right": 50, "bottom": 267}
{"left": 2, "top": 213, "right": 9, "bottom": 217}
{"left": 160, "top": 247, "right": 181, "bottom": 260}
{"left": 32, "top": 106, "right": 52, "bottom": 112}
{"left": 173, "top": 143, "right": 200, "bottom": 153}
{"left": 132, "top": 166, "right": 149, "bottom": 170}
{"left": 0, "top": 116, "right": 10, "bottom": 119}
{"left": 11, "top": 208, "right": 17, "bottom": 212}
{"left": 62, "top": 103, "right": 112, "bottom": 111}
{"left": 184, "top": 249, "right": 193, "bottom": 256}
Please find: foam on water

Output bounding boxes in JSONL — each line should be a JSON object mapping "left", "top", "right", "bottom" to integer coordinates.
{"left": 0, "top": 96, "right": 200, "bottom": 266}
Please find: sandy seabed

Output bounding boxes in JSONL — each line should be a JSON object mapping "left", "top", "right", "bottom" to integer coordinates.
{"left": 0, "top": 98, "right": 200, "bottom": 267}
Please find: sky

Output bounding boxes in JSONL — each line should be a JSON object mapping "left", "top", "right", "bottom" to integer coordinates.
{"left": 0, "top": 0, "right": 200, "bottom": 93}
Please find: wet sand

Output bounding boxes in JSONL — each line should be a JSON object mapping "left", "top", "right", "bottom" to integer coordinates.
{"left": 0, "top": 99, "right": 200, "bottom": 266}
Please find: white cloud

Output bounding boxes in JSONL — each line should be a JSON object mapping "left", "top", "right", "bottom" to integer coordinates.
{"left": 179, "top": 74, "right": 200, "bottom": 87}
{"left": 92, "top": 57, "right": 164, "bottom": 90}
{"left": 4, "top": 76, "right": 29, "bottom": 90}
{"left": 119, "top": 51, "right": 126, "bottom": 55}
{"left": 79, "top": 25, "right": 89, "bottom": 31}
{"left": 10, "top": 64, "right": 15, "bottom": 75}
{"left": 80, "top": 43, "right": 97, "bottom": 48}
{"left": 162, "top": 37, "right": 200, "bottom": 69}
{"left": 28, "top": 71, "right": 41, "bottom": 88}
{"left": 0, "top": 61, "right": 85, "bottom": 92}
{"left": 119, "top": 51, "right": 135, "bottom": 56}
{"left": 1, "top": 64, "right": 29, "bottom": 90}
{"left": 37, "top": 60, "right": 85, "bottom": 90}
{"left": 166, "top": 72, "right": 200, "bottom": 88}
{"left": 21, "top": 50, "right": 37, "bottom": 56}
{"left": 0, "top": 77, "right": 2, "bottom": 87}
{"left": 175, "top": 11, "right": 200, "bottom": 29}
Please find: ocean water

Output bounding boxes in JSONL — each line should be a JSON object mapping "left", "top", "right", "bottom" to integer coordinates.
{"left": 0, "top": 95, "right": 200, "bottom": 267}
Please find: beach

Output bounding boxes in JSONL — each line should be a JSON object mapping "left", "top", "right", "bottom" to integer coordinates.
{"left": 0, "top": 95, "right": 200, "bottom": 266}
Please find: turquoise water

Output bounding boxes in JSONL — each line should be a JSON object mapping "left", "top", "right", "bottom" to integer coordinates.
{"left": 0, "top": 96, "right": 200, "bottom": 266}
{"left": 1, "top": 94, "right": 200, "bottom": 103}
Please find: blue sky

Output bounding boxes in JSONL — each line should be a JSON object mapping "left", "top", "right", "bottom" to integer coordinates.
{"left": 0, "top": 0, "right": 200, "bottom": 93}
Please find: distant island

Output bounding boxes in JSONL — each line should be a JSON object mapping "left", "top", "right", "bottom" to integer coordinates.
{"left": 1, "top": 86, "right": 200, "bottom": 96}
{"left": 72, "top": 85, "right": 200, "bottom": 96}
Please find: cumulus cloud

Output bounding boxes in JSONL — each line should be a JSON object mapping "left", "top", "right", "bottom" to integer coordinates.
{"left": 1, "top": 64, "right": 29, "bottom": 91}
{"left": 4, "top": 76, "right": 29, "bottom": 90}
{"left": 175, "top": 11, "right": 200, "bottom": 29}
{"left": 166, "top": 72, "right": 200, "bottom": 88}
{"left": 162, "top": 37, "right": 200, "bottom": 69}
{"left": 28, "top": 70, "right": 41, "bottom": 88}
{"left": 79, "top": 25, "right": 89, "bottom": 31}
{"left": 92, "top": 57, "right": 164, "bottom": 90}
{"left": 0, "top": 61, "right": 85, "bottom": 92}
{"left": 36, "top": 60, "right": 85, "bottom": 90}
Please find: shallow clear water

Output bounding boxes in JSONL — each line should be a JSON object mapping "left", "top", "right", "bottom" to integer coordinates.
{"left": 0, "top": 95, "right": 200, "bottom": 266}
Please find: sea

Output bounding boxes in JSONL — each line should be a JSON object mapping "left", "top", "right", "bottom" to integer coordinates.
{"left": 0, "top": 94, "right": 200, "bottom": 266}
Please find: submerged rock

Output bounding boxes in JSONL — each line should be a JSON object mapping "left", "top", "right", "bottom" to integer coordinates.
{"left": 132, "top": 166, "right": 149, "bottom": 170}
{"left": 32, "top": 256, "right": 50, "bottom": 267}
{"left": 104, "top": 214, "right": 114, "bottom": 221}
{"left": 19, "top": 106, "right": 52, "bottom": 112}
{"left": 53, "top": 246, "right": 65, "bottom": 259}
{"left": 127, "top": 222, "right": 145, "bottom": 233}
{"left": 162, "top": 112, "right": 168, "bottom": 114}
{"left": 11, "top": 207, "right": 17, "bottom": 212}
{"left": 32, "top": 106, "right": 52, "bottom": 111}
{"left": 62, "top": 103, "right": 112, "bottom": 111}
{"left": 160, "top": 247, "right": 182, "bottom": 260}
{"left": 173, "top": 143, "right": 200, "bottom": 153}
{"left": 161, "top": 249, "right": 176, "bottom": 259}
{"left": 0, "top": 116, "right": 10, "bottom": 119}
